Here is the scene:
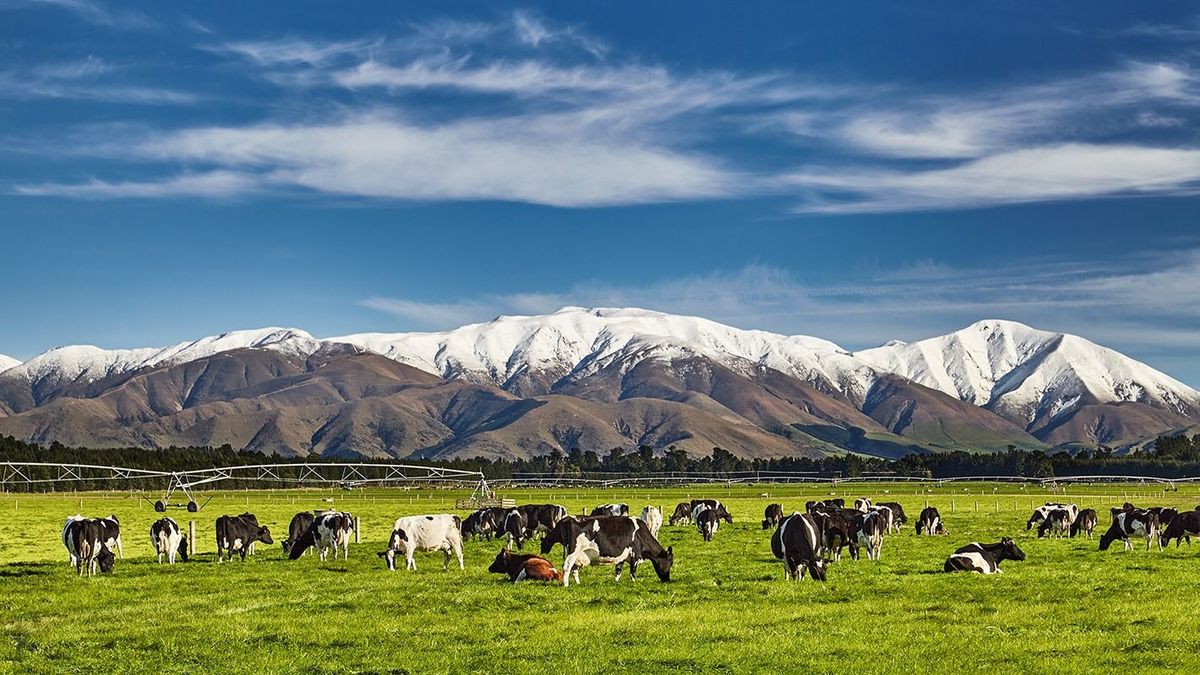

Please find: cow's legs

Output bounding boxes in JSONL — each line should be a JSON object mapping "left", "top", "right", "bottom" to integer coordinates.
{"left": 442, "top": 547, "right": 451, "bottom": 571}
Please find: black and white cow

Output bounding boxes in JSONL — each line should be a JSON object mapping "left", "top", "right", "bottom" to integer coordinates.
{"left": 805, "top": 499, "right": 844, "bottom": 514}
{"left": 1026, "top": 503, "right": 1079, "bottom": 531}
{"left": 1099, "top": 508, "right": 1160, "bottom": 552}
{"left": 1037, "top": 508, "right": 1072, "bottom": 539}
{"left": 461, "top": 507, "right": 507, "bottom": 541}
{"left": 810, "top": 507, "right": 881, "bottom": 561}
{"left": 282, "top": 511, "right": 315, "bottom": 555}
{"left": 869, "top": 505, "right": 897, "bottom": 535}
{"left": 690, "top": 499, "right": 732, "bottom": 523}
{"left": 63, "top": 517, "right": 117, "bottom": 576}
{"left": 1161, "top": 510, "right": 1200, "bottom": 547}
{"left": 855, "top": 511, "right": 885, "bottom": 560}
{"left": 669, "top": 502, "right": 693, "bottom": 526}
{"left": 696, "top": 506, "right": 720, "bottom": 542}
{"left": 877, "top": 501, "right": 908, "bottom": 530}
{"left": 853, "top": 498, "right": 873, "bottom": 512}
{"left": 501, "top": 509, "right": 529, "bottom": 550}
{"left": 770, "top": 512, "right": 827, "bottom": 581}
{"left": 62, "top": 515, "right": 85, "bottom": 567}
{"left": 1070, "top": 508, "right": 1098, "bottom": 539}
{"left": 540, "top": 516, "right": 673, "bottom": 587}
{"left": 591, "top": 503, "right": 629, "bottom": 517}
{"left": 378, "top": 514, "right": 464, "bottom": 571}
{"left": 916, "top": 506, "right": 947, "bottom": 535}
{"left": 503, "top": 504, "right": 568, "bottom": 549}
{"left": 215, "top": 514, "right": 274, "bottom": 562}
{"left": 1148, "top": 507, "right": 1179, "bottom": 532}
{"left": 150, "top": 517, "right": 188, "bottom": 564}
{"left": 237, "top": 512, "right": 261, "bottom": 555}
{"left": 944, "top": 538, "right": 1026, "bottom": 574}
{"left": 639, "top": 506, "right": 663, "bottom": 538}
{"left": 289, "top": 511, "right": 353, "bottom": 561}
{"left": 762, "top": 503, "right": 785, "bottom": 530}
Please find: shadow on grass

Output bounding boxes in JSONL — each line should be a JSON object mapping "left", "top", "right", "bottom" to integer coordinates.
{"left": 0, "top": 562, "right": 53, "bottom": 578}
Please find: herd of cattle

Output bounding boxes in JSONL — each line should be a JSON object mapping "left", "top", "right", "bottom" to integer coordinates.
{"left": 57, "top": 495, "right": 1200, "bottom": 584}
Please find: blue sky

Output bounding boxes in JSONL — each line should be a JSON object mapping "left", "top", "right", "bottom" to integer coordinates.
{"left": 2, "top": 1, "right": 1200, "bottom": 384}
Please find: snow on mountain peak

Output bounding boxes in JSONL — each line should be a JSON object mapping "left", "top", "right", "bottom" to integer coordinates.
{"left": 0, "top": 354, "right": 22, "bottom": 373}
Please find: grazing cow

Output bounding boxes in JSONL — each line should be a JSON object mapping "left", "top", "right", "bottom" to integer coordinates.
{"left": 540, "top": 516, "right": 673, "bottom": 587}
{"left": 805, "top": 499, "right": 845, "bottom": 514}
{"left": 378, "top": 514, "right": 464, "bottom": 571}
{"left": 215, "top": 514, "right": 273, "bottom": 562}
{"left": 808, "top": 507, "right": 851, "bottom": 561}
{"left": 63, "top": 517, "right": 117, "bottom": 576}
{"left": 282, "top": 512, "right": 316, "bottom": 555}
{"left": 877, "top": 502, "right": 908, "bottom": 531}
{"left": 1099, "top": 508, "right": 1160, "bottom": 552}
{"left": 853, "top": 498, "right": 873, "bottom": 512}
{"left": 1070, "top": 509, "right": 1098, "bottom": 539}
{"left": 1148, "top": 507, "right": 1179, "bottom": 531}
{"left": 502, "top": 504, "right": 568, "bottom": 548}
{"left": 696, "top": 506, "right": 720, "bottom": 542}
{"left": 289, "top": 511, "right": 353, "bottom": 561}
{"left": 916, "top": 506, "right": 947, "bottom": 535}
{"left": 591, "top": 503, "right": 629, "bottom": 517}
{"left": 1026, "top": 503, "right": 1079, "bottom": 531}
{"left": 690, "top": 499, "right": 732, "bottom": 523}
{"left": 236, "top": 512, "right": 261, "bottom": 555}
{"left": 668, "top": 502, "right": 693, "bottom": 525}
{"left": 487, "top": 548, "right": 563, "bottom": 582}
{"left": 762, "top": 503, "right": 785, "bottom": 530}
{"left": 809, "top": 507, "right": 880, "bottom": 561}
{"left": 461, "top": 507, "right": 507, "bottom": 541}
{"left": 639, "top": 506, "right": 663, "bottom": 538}
{"left": 150, "top": 517, "right": 188, "bottom": 564}
{"left": 770, "top": 512, "right": 827, "bottom": 581}
{"left": 1037, "top": 508, "right": 1072, "bottom": 539}
{"left": 1161, "top": 510, "right": 1200, "bottom": 547}
{"left": 944, "top": 538, "right": 1026, "bottom": 574}
{"left": 855, "top": 511, "right": 885, "bottom": 561}
{"left": 501, "top": 509, "right": 530, "bottom": 550}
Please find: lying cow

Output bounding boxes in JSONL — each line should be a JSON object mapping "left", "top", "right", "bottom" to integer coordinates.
{"left": 1099, "top": 508, "right": 1160, "bottom": 552}
{"left": 379, "top": 514, "right": 464, "bottom": 571}
{"left": 591, "top": 503, "right": 629, "bottom": 517}
{"left": 215, "top": 514, "right": 273, "bottom": 562}
{"left": 916, "top": 506, "right": 947, "bottom": 535}
{"left": 770, "top": 513, "right": 827, "bottom": 582}
{"left": 289, "top": 511, "right": 353, "bottom": 561}
{"left": 1026, "top": 503, "right": 1079, "bottom": 531}
{"left": 696, "top": 506, "right": 720, "bottom": 542}
{"left": 639, "top": 506, "right": 663, "bottom": 538}
{"left": 762, "top": 503, "right": 785, "bottom": 530}
{"left": 63, "top": 517, "right": 118, "bottom": 576}
{"left": 487, "top": 548, "right": 563, "bottom": 583}
{"left": 150, "top": 517, "right": 188, "bottom": 564}
{"left": 944, "top": 538, "right": 1026, "bottom": 574}
{"left": 1161, "top": 510, "right": 1200, "bottom": 547}
{"left": 1037, "top": 508, "right": 1072, "bottom": 539}
{"left": 540, "top": 516, "right": 673, "bottom": 587}
{"left": 282, "top": 511, "right": 315, "bottom": 555}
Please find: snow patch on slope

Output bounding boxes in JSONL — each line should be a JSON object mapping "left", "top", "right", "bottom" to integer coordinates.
{"left": 0, "top": 354, "right": 22, "bottom": 374}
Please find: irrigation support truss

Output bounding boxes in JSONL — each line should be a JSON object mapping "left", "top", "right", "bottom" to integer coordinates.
{"left": 0, "top": 461, "right": 488, "bottom": 510}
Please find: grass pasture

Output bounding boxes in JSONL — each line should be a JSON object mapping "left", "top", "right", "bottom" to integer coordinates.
{"left": 2, "top": 483, "right": 1200, "bottom": 674}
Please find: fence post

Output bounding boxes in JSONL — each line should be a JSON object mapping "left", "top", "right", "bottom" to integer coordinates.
{"left": 974, "top": 500, "right": 979, "bottom": 512}
{"left": 951, "top": 499, "right": 955, "bottom": 512}
{"left": 189, "top": 520, "right": 196, "bottom": 556}
{"left": 354, "top": 516, "right": 361, "bottom": 544}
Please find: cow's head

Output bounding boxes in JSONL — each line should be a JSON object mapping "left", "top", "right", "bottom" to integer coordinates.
{"left": 377, "top": 528, "right": 408, "bottom": 571}
{"left": 806, "top": 558, "right": 828, "bottom": 582}
{"left": 647, "top": 546, "right": 673, "bottom": 582}
{"left": 487, "top": 548, "right": 511, "bottom": 575}
{"left": 999, "top": 537, "right": 1026, "bottom": 562}
{"left": 177, "top": 536, "right": 189, "bottom": 563}
{"left": 97, "top": 546, "right": 116, "bottom": 574}
{"left": 256, "top": 526, "right": 274, "bottom": 545}
{"left": 540, "top": 518, "right": 577, "bottom": 555}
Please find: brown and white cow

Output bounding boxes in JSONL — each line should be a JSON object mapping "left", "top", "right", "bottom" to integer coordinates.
{"left": 487, "top": 548, "right": 563, "bottom": 582}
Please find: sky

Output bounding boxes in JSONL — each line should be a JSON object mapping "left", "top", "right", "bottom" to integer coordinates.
{"left": 1, "top": 1, "right": 1200, "bottom": 384}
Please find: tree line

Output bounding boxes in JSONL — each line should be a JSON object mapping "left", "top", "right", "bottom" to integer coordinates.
{"left": 3, "top": 433, "right": 1200, "bottom": 492}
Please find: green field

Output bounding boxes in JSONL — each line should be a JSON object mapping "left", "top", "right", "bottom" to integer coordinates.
{"left": 2, "top": 483, "right": 1199, "bottom": 673}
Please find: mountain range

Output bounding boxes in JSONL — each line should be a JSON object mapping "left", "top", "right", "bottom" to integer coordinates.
{"left": 0, "top": 308, "right": 1196, "bottom": 460}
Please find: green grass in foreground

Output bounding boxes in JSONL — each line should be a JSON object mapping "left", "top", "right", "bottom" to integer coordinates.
{"left": 2, "top": 483, "right": 1200, "bottom": 674}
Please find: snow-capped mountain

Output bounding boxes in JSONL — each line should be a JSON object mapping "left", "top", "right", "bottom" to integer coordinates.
{"left": 0, "top": 354, "right": 20, "bottom": 373}
{"left": 0, "top": 309, "right": 1196, "bottom": 456}
{"left": 856, "top": 319, "right": 1200, "bottom": 426}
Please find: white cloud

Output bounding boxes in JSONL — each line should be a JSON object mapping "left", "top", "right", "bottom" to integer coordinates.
{"left": 11, "top": 0, "right": 156, "bottom": 30}
{"left": 14, "top": 171, "right": 258, "bottom": 198}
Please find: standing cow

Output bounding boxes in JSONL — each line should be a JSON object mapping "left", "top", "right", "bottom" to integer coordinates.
{"left": 288, "top": 511, "right": 353, "bottom": 561}
{"left": 1026, "top": 503, "right": 1079, "bottom": 531}
{"left": 540, "top": 516, "right": 673, "bottom": 587}
{"left": 1160, "top": 510, "right": 1200, "bottom": 547}
{"left": 696, "top": 506, "right": 720, "bottom": 542}
{"left": 916, "top": 506, "right": 947, "bottom": 536}
{"left": 591, "top": 503, "right": 629, "bottom": 517}
{"left": 1037, "top": 508, "right": 1072, "bottom": 539}
{"left": 877, "top": 502, "right": 908, "bottom": 530}
{"left": 770, "top": 513, "right": 827, "bottom": 581}
{"left": 669, "top": 502, "right": 693, "bottom": 526}
{"left": 215, "top": 514, "right": 273, "bottom": 562}
{"left": 1099, "top": 508, "right": 1160, "bottom": 552}
{"left": 282, "top": 511, "right": 316, "bottom": 555}
{"left": 150, "top": 517, "right": 188, "bottom": 564}
{"left": 379, "top": 514, "right": 464, "bottom": 571}
{"left": 639, "top": 506, "right": 663, "bottom": 538}
{"left": 63, "top": 517, "right": 117, "bottom": 576}
{"left": 762, "top": 503, "right": 785, "bottom": 530}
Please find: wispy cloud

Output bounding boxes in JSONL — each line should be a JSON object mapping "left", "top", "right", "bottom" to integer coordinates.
{"left": 6, "top": 0, "right": 156, "bottom": 30}
{"left": 0, "top": 55, "right": 196, "bottom": 105}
